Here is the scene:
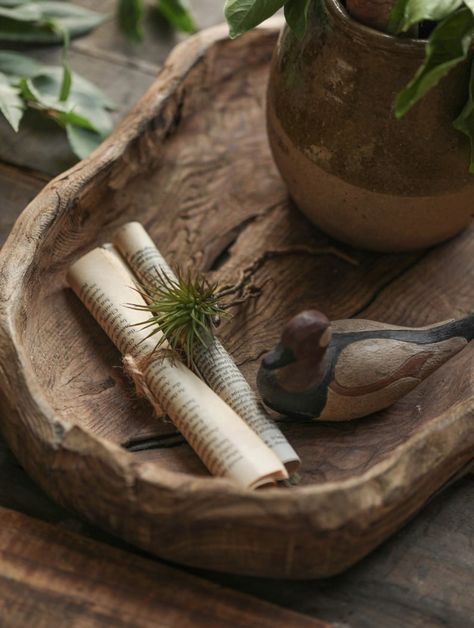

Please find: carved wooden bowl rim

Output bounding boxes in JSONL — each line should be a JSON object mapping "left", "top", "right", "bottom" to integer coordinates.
{"left": 0, "top": 22, "right": 472, "bottom": 578}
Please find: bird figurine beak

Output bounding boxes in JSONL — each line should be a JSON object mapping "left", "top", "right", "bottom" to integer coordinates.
{"left": 261, "top": 344, "right": 295, "bottom": 370}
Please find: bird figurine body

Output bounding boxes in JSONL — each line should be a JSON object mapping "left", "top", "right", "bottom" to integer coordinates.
{"left": 257, "top": 310, "right": 474, "bottom": 421}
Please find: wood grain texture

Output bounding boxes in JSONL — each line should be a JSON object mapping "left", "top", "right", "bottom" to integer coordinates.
{"left": 0, "top": 22, "right": 472, "bottom": 580}
{"left": 0, "top": 506, "right": 325, "bottom": 628}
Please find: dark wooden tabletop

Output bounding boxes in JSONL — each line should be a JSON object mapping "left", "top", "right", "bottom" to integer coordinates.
{"left": 0, "top": 2, "right": 472, "bottom": 626}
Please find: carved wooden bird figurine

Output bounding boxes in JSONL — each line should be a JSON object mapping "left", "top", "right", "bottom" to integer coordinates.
{"left": 257, "top": 310, "right": 474, "bottom": 421}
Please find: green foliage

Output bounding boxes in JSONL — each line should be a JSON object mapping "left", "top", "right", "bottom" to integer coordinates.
{"left": 284, "top": 0, "right": 312, "bottom": 39}
{"left": 386, "top": 0, "right": 474, "bottom": 172}
{"left": 453, "top": 62, "right": 474, "bottom": 172}
{"left": 0, "top": 72, "right": 24, "bottom": 130}
{"left": 118, "top": 0, "right": 144, "bottom": 41}
{"left": 131, "top": 269, "right": 226, "bottom": 367}
{"left": 0, "top": 51, "right": 114, "bottom": 159}
{"left": 117, "top": 0, "right": 196, "bottom": 41}
{"left": 388, "top": 0, "right": 463, "bottom": 33}
{"left": 394, "top": 8, "right": 474, "bottom": 117}
{"left": 0, "top": 0, "right": 108, "bottom": 44}
{"left": 157, "top": 0, "right": 196, "bottom": 33}
{"left": 225, "top": 0, "right": 286, "bottom": 38}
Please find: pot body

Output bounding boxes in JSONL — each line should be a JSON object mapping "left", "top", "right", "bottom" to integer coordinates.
{"left": 267, "top": 0, "right": 474, "bottom": 252}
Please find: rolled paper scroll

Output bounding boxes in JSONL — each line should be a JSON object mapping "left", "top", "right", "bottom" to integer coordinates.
{"left": 67, "top": 246, "right": 288, "bottom": 489}
{"left": 113, "top": 221, "right": 301, "bottom": 473}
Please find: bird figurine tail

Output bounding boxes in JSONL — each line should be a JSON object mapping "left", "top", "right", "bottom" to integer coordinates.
{"left": 257, "top": 310, "right": 474, "bottom": 421}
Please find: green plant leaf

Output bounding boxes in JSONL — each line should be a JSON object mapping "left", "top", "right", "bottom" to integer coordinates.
{"left": 0, "top": 50, "right": 44, "bottom": 78}
{"left": 453, "top": 61, "right": 474, "bottom": 172}
{"left": 66, "top": 123, "right": 103, "bottom": 159}
{"left": 388, "top": 0, "right": 462, "bottom": 34}
{"left": 0, "top": 2, "right": 107, "bottom": 44}
{"left": 0, "top": 4, "right": 41, "bottom": 22}
{"left": 465, "top": 0, "right": 474, "bottom": 13}
{"left": 395, "top": 7, "right": 474, "bottom": 117}
{"left": 0, "top": 0, "right": 30, "bottom": 6}
{"left": 118, "top": 0, "right": 144, "bottom": 41}
{"left": 284, "top": 0, "right": 312, "bottom": 39}
{"left": 225, "top": 0, "right": 286, "bottom": 38}
{"left": 157, "top": 0, "right": 196, "bottom": 33}
{"left": 22, "top": 72, "right": 113, "bottom": 135}
{"left": 0, "top": 71, "right": 23, "bottom": 130}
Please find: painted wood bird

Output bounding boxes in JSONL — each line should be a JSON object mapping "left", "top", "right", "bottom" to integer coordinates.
{"left": 257, "top": 310, "right": 474, "bottom": 421}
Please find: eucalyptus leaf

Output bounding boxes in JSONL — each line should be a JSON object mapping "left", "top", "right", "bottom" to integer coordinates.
{"left": 0, "top": 0, "right": 30, "bottom": 6}
{"left": 157, "top": 0, "right": 196, "bottom": 33}
{"left": 0, "top": 3, "right": 41, "bottom": 21}
{"left": 0, "top": 71, "right": 23, "bottom": 130}
{"left": 118, "top": 0, "right": 144, "bottom": 41}
{"left": 0, "top": 52, "right": 115, "bottom": 108}
{"left": 388, "top": 0, "right": 462, "bottom": 33}
{"left": 0, "top": 50, "right": 44, "bottom": 78}
{"left": 225, "top": 0, "right": 286, "bottom": 38}
{"left": 23, "top": 72, "right": 113, "bottom": 135}
{"left": 395, "top": 7, "right": 474, "bottom": 117}
{"left": 284, "top": 0, "right": 312, "bottom": 39}
{"left": 453, "top": 62, "right": 474, "bottom": 172}
{"left": 0, "top": 2, "right": 107, "bottom": 44}
{"left": 66, "top": 123, "right": 103, "bottom": 159}
{"left": 465, "top": 0, "right": 474, "bottom": 13}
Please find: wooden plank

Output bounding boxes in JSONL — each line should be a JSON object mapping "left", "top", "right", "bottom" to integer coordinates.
{"left": 0, "top": 507, "right": 327, "bottom": 628}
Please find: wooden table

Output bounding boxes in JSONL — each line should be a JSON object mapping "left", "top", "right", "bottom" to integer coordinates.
{"left": 0, "top": 2, "right": 472, "bottom": 626}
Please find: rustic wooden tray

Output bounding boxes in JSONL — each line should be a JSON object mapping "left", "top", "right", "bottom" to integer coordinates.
{"left": 0, "top": 22, "right": 472, "bottom": 580}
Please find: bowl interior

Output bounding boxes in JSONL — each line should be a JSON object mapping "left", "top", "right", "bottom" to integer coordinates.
{"left": 19, "top": 32, "right": 474, "bottom": 488}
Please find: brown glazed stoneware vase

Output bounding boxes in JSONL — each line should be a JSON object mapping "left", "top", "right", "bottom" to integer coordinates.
{"left": 267, "top": 0, "right": 474, "bottom": 252}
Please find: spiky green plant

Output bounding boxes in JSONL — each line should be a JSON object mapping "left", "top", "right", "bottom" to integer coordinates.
{"left": 130, "top": 268, "right": 227, "bottom": 367}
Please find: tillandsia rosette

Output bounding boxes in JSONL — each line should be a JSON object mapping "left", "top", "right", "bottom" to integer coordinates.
{"left": 130, "top": 268, "right": 228, "bottom": 367}
{"left": 224, "top": 0, "right": 474, "bottom": 172}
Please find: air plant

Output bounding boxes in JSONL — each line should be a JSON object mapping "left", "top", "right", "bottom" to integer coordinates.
{"left": 131, "top": 268, "right": 228, "bottom": 367}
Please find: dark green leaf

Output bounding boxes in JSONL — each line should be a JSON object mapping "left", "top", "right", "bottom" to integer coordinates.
{"left": 59, "top": 61, "right": 71, "bottom": 101}
{"left": 465, "top": 0, "right": 474, "bottom": 13}
{"left": 284, "top": 0, "right": 312, "bottom": 39}
{"left": 118, "top": 0, "right": 144, "bottom": 41}
{"left": 0, "top": 50, "right": 44, "bottom": 78}
{"left": 157, "top": 0, "right": 196, "bottom": 33}
{"left": 58, "top": 25, "right": 71, "bottom": 102}
{"left": 66, "top": 123, "right": 103, "bottom": 159}
{"left": 0, "top": 71, "right": 23, "bottom": 130}
{"left": 395, "top": 7, "right": 474, "bottom": 118}
{"left": 453, "top": 61, "right": 474, "bottom": 172}
{"left": 23, "top": 72, "right": 113, "bottom": 135}
{"left": 225, "top": 0, "right": 285, "bottom": 38}
{"left": 0, "top": 2, "right": 107, "bottom": 44}
{"left": 0, "top": 4, "right": 42, "bottom": 22}
{"left": 0, "top": 1, "right": 29, "bottom": 6}
{"left": 388, "top": 0, "right": 462, "bottom": 34}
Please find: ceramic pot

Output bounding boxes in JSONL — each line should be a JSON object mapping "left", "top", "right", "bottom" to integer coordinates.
{"left": 267, "top": 0, "right": 474, "bottom": 252}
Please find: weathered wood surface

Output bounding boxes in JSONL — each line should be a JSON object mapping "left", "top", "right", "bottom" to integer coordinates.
{"left": 0, "top": 506, "right": 326, "bottom": 628}
{"left": 0, "top": 21, "right": 472, "bottom": 581}
{"left": 0, "top": 0, "right": 472, "bottom": 624}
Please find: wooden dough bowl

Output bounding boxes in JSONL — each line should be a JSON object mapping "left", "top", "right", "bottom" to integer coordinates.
{"left": 0, "top": 22, "right": 472, "bottom": 580}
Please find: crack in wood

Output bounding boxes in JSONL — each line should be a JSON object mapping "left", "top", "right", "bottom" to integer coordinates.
{"left": 350, "top": 250, "right": 430, "bottom": 319}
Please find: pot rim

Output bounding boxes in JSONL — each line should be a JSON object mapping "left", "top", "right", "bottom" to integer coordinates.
{"left": 326, "top": 0, "right": 428, "bottom": 55}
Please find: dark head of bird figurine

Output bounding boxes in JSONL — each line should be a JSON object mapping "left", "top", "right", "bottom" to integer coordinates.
{"left": 257, "top": 309, "right": 474, "bottom": 421}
